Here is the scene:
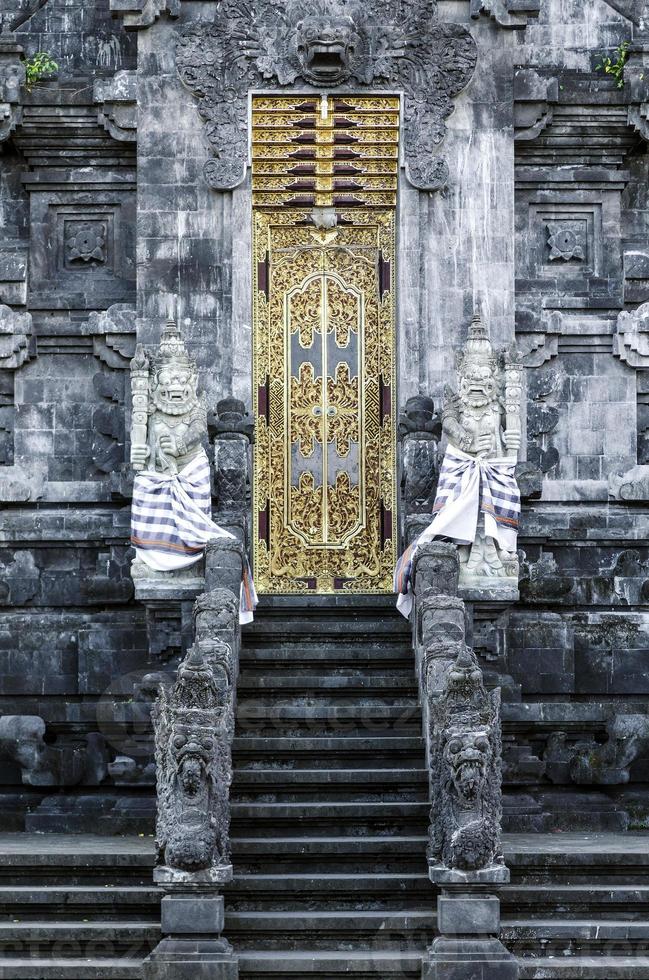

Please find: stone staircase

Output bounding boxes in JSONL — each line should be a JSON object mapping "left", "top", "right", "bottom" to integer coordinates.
{"left": 0, "top": 598, "right": 648, "bottom": 978}
{"left": 229, "top": 596, "right": 430, "bottom": 978}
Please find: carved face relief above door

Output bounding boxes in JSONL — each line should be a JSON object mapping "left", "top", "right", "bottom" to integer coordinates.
{"left": 252, "top": 95, "right": 398, "bottom": 594}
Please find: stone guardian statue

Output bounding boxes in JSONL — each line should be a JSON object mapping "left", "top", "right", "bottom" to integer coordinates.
{"left": 129, "top": 316, "right": 256, "bottom": 622}
{"left": 395, "top": 309, "right": 522, "bottom": 612}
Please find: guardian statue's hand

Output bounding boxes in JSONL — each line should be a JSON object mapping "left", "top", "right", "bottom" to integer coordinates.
{"left": 158, "top": 434, "right": 177, "bottom": 456}
{"left": 504, "top": 429, "right": 521, "bottom": 453}
{"left": 131, "top": 443, "right": 150, "bottom": 466}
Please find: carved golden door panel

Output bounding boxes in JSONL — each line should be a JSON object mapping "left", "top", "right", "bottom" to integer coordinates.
{"left": 252, "top": 95, "right": 399, "bottom": 594}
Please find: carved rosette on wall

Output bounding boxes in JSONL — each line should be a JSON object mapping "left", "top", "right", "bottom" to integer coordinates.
{"left": 176, "top": 0, "right": 477, "bottom": 192}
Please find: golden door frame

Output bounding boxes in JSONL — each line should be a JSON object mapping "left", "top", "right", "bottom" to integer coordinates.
{"left": 251, "top": 94, "right": 399, "bottom": 595}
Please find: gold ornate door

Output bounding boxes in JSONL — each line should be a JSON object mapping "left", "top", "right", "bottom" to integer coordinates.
{"left": 252, "top": 95, "right": 399, "bottom": 594}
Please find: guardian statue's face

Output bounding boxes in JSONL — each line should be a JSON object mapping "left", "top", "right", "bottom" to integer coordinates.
{"left": 459, "top": 365, "right": 497, "bottom": 409}
{"left": 151, "top": 365, "right": 197, "bottom": 415}
{"left": 445, "top": 729, "right": 491, "bottom": 806}
{"left": 292, "top": 15, "right": 360, "bottom": 83}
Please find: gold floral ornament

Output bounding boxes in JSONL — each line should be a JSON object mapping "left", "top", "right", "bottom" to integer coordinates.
{"left": 327, "top": 363, "right": 359, "bottom": 457}
{"left": 290, "top": 363, "right": 323, "bottom": 457}
{"left": 289, "top": 276, "right": 322, "bottom": 349}
{"left": 326, "top": 278, "right": 359, "bottom": 348}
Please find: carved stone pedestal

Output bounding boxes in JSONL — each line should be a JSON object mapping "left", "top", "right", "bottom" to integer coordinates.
{"left": 423, "top": 871, "right": 518, "bottom": 980}
{"left": 143, "top": 878, "right": 238, "bottom": 980}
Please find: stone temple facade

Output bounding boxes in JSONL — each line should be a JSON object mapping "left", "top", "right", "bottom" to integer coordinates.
{"left": 1, "top": 0, "right": 649, "bottom": 977}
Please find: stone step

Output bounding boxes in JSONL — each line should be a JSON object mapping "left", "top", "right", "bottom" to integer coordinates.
{"left": 242, "top": 621, "right": 410, "bottom": 644}
{"left": 240, "top": 640, "right": 415, "bottom": 664}
{"left": 237, "top": 948, "right": 422, "bottom": 977}
{"left": 225, "top": 909, "right": 435, "bottom": 948}
{"left": 224, "top": 873, "right": 432, "bottom": 910}
{"left": 226, "top": 873, "right": 430, "bottom": 895}
{"left": 503, "top": 917, "right": 649, "bottom": 944}
{"left": 234, "top": 710, "right": 421, "bottom": 737}
{"left": 231, "top": 836, "right": 428, "bottom": 855}
{"left": 517, "top": 957, "right": 649, "bottom": 979}
{"left": 236, "top": 701, "right": 420, "bottom": 718}
{"left": 238, "top": 673, "right": 418, "bottom": 693}
{"left": 0, "top": 958, "right": 143, "bottom": 979}
{"left": 506, "top": 833, "right": 649, "bottom": 885}
{"left": 233, "top": 735, "right": 425, "bottom": 766}
{"left": 230, "top": 839, "right": 428, "bottom": 873}
{"left": 501, "top": 883, "right": 649, "bottom": 911}
{"left": 232, "top": 768, "right": 429, "bottom": 803}
{"left": 230, "top": 801, "right": 429, "bottom": 836}
{"left": 0, "top": 919, "right": 158, "bottom": 952}
{"left": 0, "top": 885, "right": 159, "bottom": 916}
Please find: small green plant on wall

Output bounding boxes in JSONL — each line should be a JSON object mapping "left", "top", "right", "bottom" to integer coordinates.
{"left": 595, "top": 40, "right": 629, "bottom": 88}
{"left": 24, "top": 52, "right": 59, "bottom": 91}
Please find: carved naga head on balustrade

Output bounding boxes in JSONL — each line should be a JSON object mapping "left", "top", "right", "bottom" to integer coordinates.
{"left": 429, "top": 647, "right": 504, "bottom": 873}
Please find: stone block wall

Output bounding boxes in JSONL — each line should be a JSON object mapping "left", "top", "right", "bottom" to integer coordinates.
{"left": 0, "top": 0, "right": 647, "bottom": 833}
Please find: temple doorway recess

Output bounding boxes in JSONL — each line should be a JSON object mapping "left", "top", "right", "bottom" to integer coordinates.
{"left": 252, "top": 94, "right": 399, "bottom": 594}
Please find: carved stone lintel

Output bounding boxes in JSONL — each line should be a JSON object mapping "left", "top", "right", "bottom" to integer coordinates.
{"left": 471, "top": 0, "right": 540, "bottom": 28}
{"left": 176, "top": 2, "right": 477, "bottom": 192}
{"left": 0, "top": 33, "right": 24, "bottom": 143}
{"left": 514, "top": 69, "right": 558, "bottom": 140}
{"left": 0, "top": 304, "right": 34, "bottom": 370}
{"left": 94, "top": 70, "right": 137, "bottom": 142}
{"left": 109, "top": 0, "right": 179, "bottom": 30}
{"left": 614, "top": 301, "right": 649, "bottom": 368}
{"left": 609, "top": 464, "right": 649, "bottom": 502}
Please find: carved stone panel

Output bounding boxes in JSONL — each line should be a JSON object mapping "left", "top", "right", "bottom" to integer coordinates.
{"left": 176, "top": 0, "right": 477, "bottom": 192}
{"left": 28, "top": 193, "right": 136, "bottom": 309}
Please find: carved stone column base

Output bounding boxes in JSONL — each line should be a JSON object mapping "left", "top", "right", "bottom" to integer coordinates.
{"left": 142, "top": 939, "right": 239, "bottom": 980}
{"left": 422, "top": 885, "right": 518, "bottom": 980}
{"left": 143, "top": 894, "right": 238, "bottom": 980}
{"left": 422, "top": 936, "right": 519, "bottom": 980}
{"left": 458, "top": 578, "right": 520, "bottom": 603}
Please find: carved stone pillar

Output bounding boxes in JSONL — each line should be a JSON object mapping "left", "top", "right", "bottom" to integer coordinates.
{"left": 211, "top": 396, "right": 254, "bottom": 544}
{"left": 143, "top": 588, "right": 239, "bottom": 980}
{"left": 398, "top": 395, "right": 440, "bottom": 547}
{"left": 0, "top": 30, "right": 24, "bottom": 144}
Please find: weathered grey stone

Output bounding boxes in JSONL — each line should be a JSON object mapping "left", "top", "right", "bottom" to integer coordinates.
{"left": 161, "top": 894, "right": 224, "bottom": 935}
{"left": 130, "top": 316, "right": 207, "bottom": 476}
{"left": 429, "top": 647, "right": 506, "bottom": 876}
{"left": 423, "top": 935, "right": 519, "bottom": 980}
{"left": 152, "top": 626, "right": 235, "bottom": 878}
{"left": 0, "top": 32, "right": 24, "bottom": 143}
{"left": 441, "top": 311, "right": 522, "bottom": 597}
{"left": 437, "top": 894, "right": 500, "bottom": 934}
{"left": 0, "top": 715, "right": 85, "bottom": 787}
{"left": 94, "top": 70, "right": 137, "bottom": 142}
{"left": 176, "top": 1, "right": 477, "bottom": 191}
